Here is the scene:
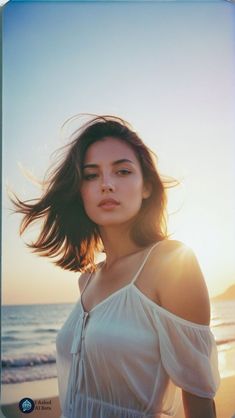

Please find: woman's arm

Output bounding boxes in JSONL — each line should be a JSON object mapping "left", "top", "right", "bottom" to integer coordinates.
{"left": 182, "top": 390, "right": 216, "bottom": 418}
{"left": 156, "top": 241, "right": 211, "bottom": 325}
{"left": 154, "top": 241, "right": 218, "bottom": 417}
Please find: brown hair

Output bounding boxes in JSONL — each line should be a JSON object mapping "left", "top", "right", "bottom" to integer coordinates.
{"left": 12, "top": 115, "right": 174, "bottom": 272}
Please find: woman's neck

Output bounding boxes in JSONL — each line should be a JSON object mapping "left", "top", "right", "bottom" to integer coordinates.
{"left": 99, "top": 225, "right": 144, "bottom": 271}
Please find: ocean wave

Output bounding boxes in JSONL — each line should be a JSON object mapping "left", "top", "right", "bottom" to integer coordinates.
{"left": 2, "top": 372, "right": 57, "bottom": 384}
{"left": 34, "top": 328, "right": 58, "bottom": 333}
{"left": 3, "top": 329, "right": 20, "bottom": 334}
{"left": 1, "top": 363, "right": 57, "bottom": 384}
{"left": 2, "top": 353, "right": 56, "bottom": 368}
{"left": 2, "top": 336, "right": 19, "bottom": 341}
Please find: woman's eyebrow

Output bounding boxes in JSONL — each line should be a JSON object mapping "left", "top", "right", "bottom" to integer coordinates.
{"left": 83, "top": 159, "right": 135, "bottom": 169}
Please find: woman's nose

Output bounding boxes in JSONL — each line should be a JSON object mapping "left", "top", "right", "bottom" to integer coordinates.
{"left": 101, "top": 178, "right": 115, "bottom": 192}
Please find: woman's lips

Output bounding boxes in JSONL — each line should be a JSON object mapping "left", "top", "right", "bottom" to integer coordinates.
{"left": 98, "top": 199, "right": 120, "bottom": 209}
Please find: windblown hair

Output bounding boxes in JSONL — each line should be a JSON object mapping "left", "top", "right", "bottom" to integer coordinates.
{"left": 12, "top": 115, "right": 175, "bottom": 272}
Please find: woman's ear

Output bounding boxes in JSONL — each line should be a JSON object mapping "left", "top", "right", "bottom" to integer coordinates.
{"left": 142, "top": 182, "right": 152, "bottom": 199}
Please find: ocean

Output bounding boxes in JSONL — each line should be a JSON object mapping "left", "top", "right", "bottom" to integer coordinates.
{"left": 2, "top": 299, "right": 235, "bottom": 384}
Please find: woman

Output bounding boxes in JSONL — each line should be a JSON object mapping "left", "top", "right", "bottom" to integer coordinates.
{"left": 14, "top": 115, "right": 220, "bottom": 418}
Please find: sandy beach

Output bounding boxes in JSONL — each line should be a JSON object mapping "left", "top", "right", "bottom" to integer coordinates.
{"left": 0, "top": 378, "right": 60, "bottom": 418}
{"left": 1, "top": 374, "right": 235, "bottom": 418}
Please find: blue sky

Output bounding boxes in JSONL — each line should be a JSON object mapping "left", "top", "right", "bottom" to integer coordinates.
{"left": 2, "top": 1, "right": 235, "bottom": 304}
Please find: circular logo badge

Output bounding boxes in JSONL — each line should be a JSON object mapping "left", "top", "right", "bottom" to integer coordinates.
{"left": 19, "top": 398, "right": 35, "bottom": 414}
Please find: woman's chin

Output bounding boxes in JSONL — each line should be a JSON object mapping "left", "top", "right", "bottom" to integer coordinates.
{"left": 97, "top": 216, "right": 137, "bottom": 231}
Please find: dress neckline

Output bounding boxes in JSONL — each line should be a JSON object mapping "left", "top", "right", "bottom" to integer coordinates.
{"left": 79, "top": 282, "right": 210, "bottom": 330}
{"left": 80, "top": 282, "right": 133, "bottom": 314}
{"left": 80, "top": 241, "right": 162, "bottom": 314}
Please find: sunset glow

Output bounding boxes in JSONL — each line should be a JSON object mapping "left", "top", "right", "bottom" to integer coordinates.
{"left": 2, "top": 1, "right": 235, "bottom": 304}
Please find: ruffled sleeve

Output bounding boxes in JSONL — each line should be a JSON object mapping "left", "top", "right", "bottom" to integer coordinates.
{"left": 154, "top": 306, "right": 220, "bottom": 398}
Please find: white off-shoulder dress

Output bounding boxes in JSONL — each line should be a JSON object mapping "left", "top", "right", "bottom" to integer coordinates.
{"left": 56, "top": 242, "right": 220, "bottom": 418}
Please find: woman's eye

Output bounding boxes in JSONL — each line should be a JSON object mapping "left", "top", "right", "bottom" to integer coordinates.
{"left": 83, "top": 173, "right": 98, "bottom": 181}
{"left": 117, "top": 169, "right": 131, "bottom": 176}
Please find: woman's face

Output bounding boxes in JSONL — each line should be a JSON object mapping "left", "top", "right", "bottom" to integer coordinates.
{"left": 80, "top": 137, "right": 151, "bottom": 228}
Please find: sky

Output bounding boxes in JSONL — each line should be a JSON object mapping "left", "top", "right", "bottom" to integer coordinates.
{"left": 2, "top": 0, "right": 235, "bottom": 305}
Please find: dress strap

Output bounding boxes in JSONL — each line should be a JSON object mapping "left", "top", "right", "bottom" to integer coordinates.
{"left": 79, "top": 272, "right": 93, "bottom": 297}
{"left": 130, "top": 241, "right": 163, "bottom": 284}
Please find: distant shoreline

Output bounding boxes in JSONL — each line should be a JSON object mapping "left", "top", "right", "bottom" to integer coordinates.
{"left": 212, "top": 284, "right": 235, "bottom": 302}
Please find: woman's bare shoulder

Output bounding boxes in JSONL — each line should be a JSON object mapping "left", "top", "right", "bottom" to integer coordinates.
{"left": 149, "top": 240, "right": 211, "bottom": 325}
{"left": 149, "top": 239, "right": 187, "bottom": 266}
